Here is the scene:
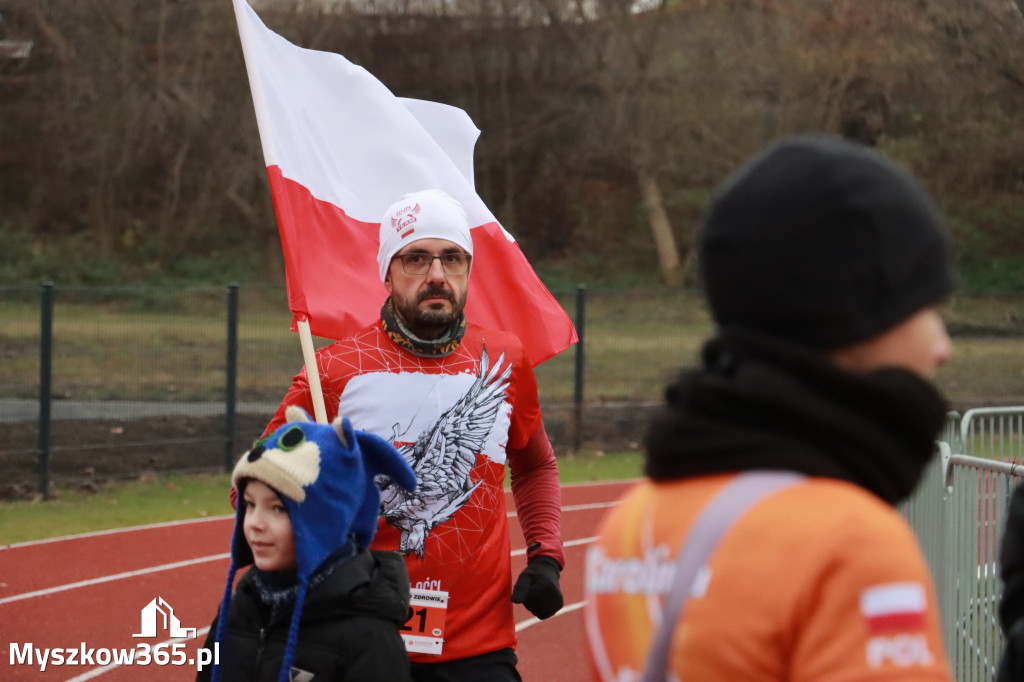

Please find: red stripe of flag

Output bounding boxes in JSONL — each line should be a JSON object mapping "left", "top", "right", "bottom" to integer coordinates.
{"left": 860, "top": 582, "right": 928, "bottom": 636}
{"left": 865, "top": 611, "right": 926, "bottom": 635}
{"left": 234, "top": 0, "right": 576, "bottom": 366}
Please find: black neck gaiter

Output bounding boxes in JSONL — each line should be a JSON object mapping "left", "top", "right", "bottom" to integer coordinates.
{"left": 380, "top": 297, "right": 467, "bottom": 358}
{"left": 249, "top": 542, "right": 356, "bottom": 622}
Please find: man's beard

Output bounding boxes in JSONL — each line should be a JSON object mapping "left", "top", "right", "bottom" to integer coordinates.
{"left": 392, "top": 285, "right": 466, "bottom": 339}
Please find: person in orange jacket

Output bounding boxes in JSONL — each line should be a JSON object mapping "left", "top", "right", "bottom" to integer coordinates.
{"left": 584, "top": 135, "right": 955, "bottom": 681}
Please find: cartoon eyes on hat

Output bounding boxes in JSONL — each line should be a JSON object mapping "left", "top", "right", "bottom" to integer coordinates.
{"left": 277, "top": 425, "right": 306, "bottom": 451}
{"left": 246, "top": 425, "right": 306, "bottom": 463}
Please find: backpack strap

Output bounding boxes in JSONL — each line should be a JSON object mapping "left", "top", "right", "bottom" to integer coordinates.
{"left": 640, "top": 471, "right": 806, "bottom": 682}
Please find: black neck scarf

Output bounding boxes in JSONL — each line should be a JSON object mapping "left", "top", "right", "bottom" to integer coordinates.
{"left": 643, "top": 332, "right": 949, "bottom": 505}
{"left": 380, "top": 297, "right": 466, "bottom": 358}
{"left": 249, "top": 542, "right": 356, "bottom": 622}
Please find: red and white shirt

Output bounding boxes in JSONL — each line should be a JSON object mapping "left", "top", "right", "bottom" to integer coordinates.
{"left": 266, "top": 320, "right": 563, "bottom": 662}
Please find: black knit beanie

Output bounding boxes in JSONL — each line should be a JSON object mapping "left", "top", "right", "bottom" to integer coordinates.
{"left": 700, "top": 135, "right": 956, "bottom": 350}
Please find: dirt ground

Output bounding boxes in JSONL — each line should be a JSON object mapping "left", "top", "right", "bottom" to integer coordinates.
{"left": 1, "top": 403, "right": 654, "bottom": 500}
{"left": 1, "top": 413, "right": 273, "bottom": 500}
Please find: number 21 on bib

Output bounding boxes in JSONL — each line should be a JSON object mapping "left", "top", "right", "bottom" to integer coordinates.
{"left": 401, "top": 588, "right": 449, "bottom": 655}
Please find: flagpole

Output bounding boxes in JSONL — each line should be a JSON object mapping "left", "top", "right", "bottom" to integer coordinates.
{"left": 297, "top": 319, "right": 328, "bottom": 423}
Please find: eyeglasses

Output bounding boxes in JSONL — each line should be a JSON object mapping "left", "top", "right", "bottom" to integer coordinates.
{"left": 394, "top": 252, "right": 472, "bottom": 276}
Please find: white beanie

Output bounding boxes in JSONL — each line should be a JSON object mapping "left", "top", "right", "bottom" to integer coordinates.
{"left": 377, "top": 189, "right": 474, "bottom": 282}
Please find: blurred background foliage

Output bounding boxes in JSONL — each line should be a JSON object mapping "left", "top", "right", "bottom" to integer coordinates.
{"left": 1, "top": 0, "right": 1022, "bottom": 291}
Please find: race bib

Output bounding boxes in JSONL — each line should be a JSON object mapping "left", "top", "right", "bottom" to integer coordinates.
{"left": 400, "top": 588, "right": 449, "bottom": 655}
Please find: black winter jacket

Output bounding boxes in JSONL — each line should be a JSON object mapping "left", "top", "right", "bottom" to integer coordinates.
{"left": 197, "top": 548, "right": 413, "bottom": 682}
{"left": 998, "top": 484, "right": 1024, "bottom": 682}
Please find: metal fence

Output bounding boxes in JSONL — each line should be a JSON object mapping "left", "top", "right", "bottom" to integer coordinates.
{"left": 902, "top": 408, "right": 1024, "bottom": 681}
{"left": 0, "top": 283, "right": 718, "bottom": 496}
{"left": 3, "top": 283, "right": 1024, "bottom": 498}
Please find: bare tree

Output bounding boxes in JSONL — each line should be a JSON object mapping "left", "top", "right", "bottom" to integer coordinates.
{"left": 3, "top": 0, "right": 1023, "bottom": 287}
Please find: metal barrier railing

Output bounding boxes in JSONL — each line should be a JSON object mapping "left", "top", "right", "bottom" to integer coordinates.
{"left": 961, "top": 407, "right": 1024, "bottom": 462}
{"left": 903, "top": 428, "right": 1024, "bottom": 682}
{"left": 944, "top": 410, "right": 964, "bottom": 455}
{"left": 944, "top": 454, "right": 1022, "bottom": 681}
{"left": 951, "top": 406, "right": 1024, "bottom": 681}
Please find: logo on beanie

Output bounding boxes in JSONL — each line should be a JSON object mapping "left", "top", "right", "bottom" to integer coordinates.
{"left": 390, "top": 202, "right": 421, "bottom": 239}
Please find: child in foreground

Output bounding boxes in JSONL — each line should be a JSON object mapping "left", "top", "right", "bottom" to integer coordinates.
{"left": 197, "top": 406, "right": 417, "bottom": 682}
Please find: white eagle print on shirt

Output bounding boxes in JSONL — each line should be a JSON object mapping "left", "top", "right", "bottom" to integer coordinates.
{"left": 377, "top": 345, "right": 512, "bottom": 559}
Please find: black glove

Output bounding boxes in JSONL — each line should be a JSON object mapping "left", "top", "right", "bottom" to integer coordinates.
{"left": 511, "top": 555, "right": 563, "bottom": 620}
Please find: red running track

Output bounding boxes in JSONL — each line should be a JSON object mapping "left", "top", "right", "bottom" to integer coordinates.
{"left": 0, "top": 480, "right": 637, "bottom": 681}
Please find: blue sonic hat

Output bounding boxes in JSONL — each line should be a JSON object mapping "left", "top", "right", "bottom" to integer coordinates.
{"left": 211, "top": 406, "right": 416, "bottom": 682}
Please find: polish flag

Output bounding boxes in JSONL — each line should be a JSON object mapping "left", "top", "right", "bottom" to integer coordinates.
{"left": 860, "top": 582, "right": 928, "bottom": 634}
{"left": 232, "top": 0, "right": 576, "bottom": 366}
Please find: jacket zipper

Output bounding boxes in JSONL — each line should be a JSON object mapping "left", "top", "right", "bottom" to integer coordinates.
{"left": 255, "top": 627, "right": 267, "bottom": 675}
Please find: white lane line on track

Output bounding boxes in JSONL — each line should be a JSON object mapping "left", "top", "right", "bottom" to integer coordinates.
{"left": 3, "top": 489, "right": 619, "bottom": 605}
{"left": 0, "top": 554, "right": 230, "bottom": 605}
{"left": 2, "top": 537, "right": 601, "bottom": 605}
{"left": 6, "top": 480, "right": 631, "bottom": 550}
{"left": 511, "top": 536, "right": 597, "bottom": 557}
{"left": 507, "top": 501, "right": 619, "bottom": 518}
{"left": 515, "top": 599, "right": 585, "bottom": 632}
{"left": 6, "top": 500, "right": 614, "bottom": 551}
{"left": 3, "top": 500, "right": 614, "bottom": 550}
{"left": 1, "top": 515, "right": 234, "bottom": 551}
{"left": 560, "top": 478, "right": 639, "bottom": 488}
{"left": 64, "top": 627, "right": 212, "bottom": 682}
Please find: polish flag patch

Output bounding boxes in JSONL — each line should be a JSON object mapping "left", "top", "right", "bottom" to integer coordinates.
{"left": 860, "top": 582, "right": 927, "bottom": 634}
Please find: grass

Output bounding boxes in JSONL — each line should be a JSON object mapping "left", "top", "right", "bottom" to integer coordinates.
{"left": 0, "top": 451, "right": 643, "bottom": 546}
{"left": 2, "top": 286, "right": 713, "bottom": 404}
{"left": 555, "top": 450, "right": 644, "bottom": 483}
{"left": 0, "top": 472, "right": 236, "bottom": 546}
{"left": 4, "top": 286, "right": 1023, "bottom": 407}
